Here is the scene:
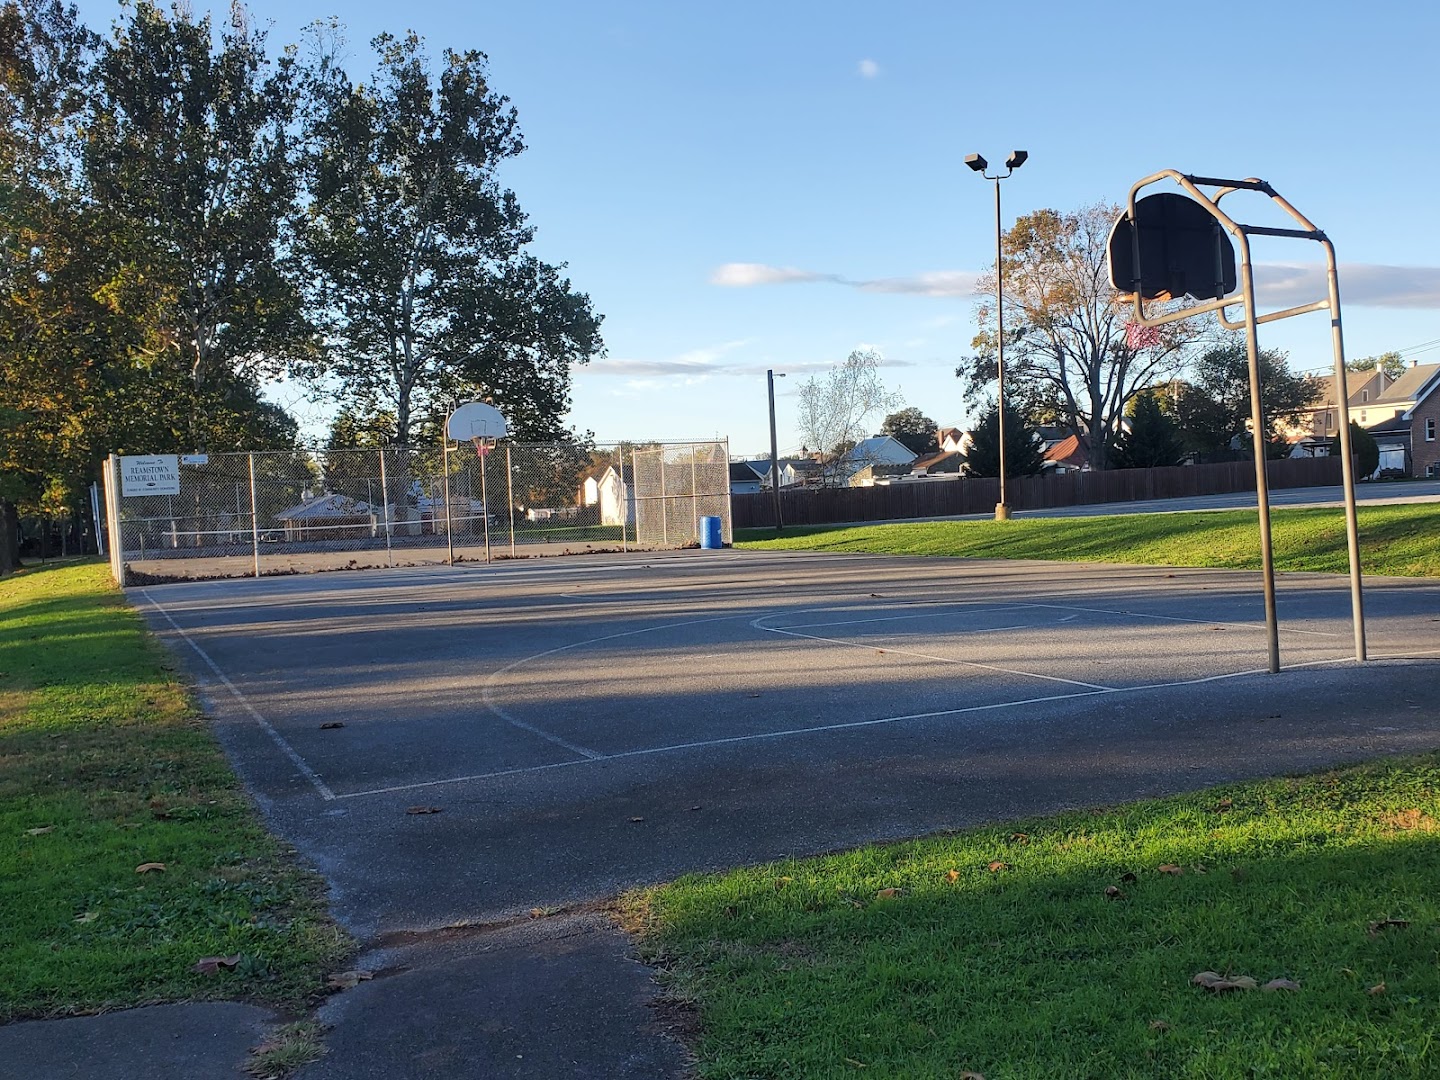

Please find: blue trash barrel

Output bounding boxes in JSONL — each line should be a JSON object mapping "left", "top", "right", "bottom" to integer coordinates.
{"left": 699, "top": 515, "right": 723, "bottom": 549}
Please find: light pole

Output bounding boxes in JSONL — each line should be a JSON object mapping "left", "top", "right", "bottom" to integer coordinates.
{"left": 965, "top": 149, "right": 1027, "bottom": 520}
{"left": 767, "top": 369, "right": 785, "bottom": 530}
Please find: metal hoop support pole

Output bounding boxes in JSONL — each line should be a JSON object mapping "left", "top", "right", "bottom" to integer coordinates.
{"left": 480, "top": 443, "right": 491, "bottom": 564}
{"left": 443, "top": 439, "right": 454, "bottom": 566}
{"left": 379, "top": 449, "right": 393, "bottom": 568}
{"left": 247, "top": 452, "right": 261, "bottom": 580}
{"left": 505, "top": 443, "right": 516, "bottom": 559}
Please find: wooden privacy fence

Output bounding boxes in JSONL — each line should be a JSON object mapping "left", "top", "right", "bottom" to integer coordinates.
{"left": 732, "top": 456, "right": 1345, "bottom": 530}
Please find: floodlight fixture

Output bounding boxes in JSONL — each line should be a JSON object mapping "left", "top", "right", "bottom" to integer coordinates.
{"left": 1006, "top": 150, "right": 1028, "bottom": 170}
{"left": 964, "top": 153, "right": 988, "bottom": 173}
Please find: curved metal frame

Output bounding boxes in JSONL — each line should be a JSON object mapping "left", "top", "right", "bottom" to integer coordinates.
{"left": 1117, "top": 170, "right": 1365, "bottom": 672}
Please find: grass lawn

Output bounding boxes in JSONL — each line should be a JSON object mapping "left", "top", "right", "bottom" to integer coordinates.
{"left": 633, "top": 756, "right": 1440, "bottom": 1078}
{"left": 0, "top": 561, "right": 349, "bottom": 1021}
{"left": 734, "top": 503, "right": 1440, "bottom": 578}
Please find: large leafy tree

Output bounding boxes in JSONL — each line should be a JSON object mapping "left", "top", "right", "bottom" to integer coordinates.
{"left": 795, "top": 348, "right": 903, "bottom": 485}
{"left": 962, "top": 405, "right": 1044, "bottom": 479}
{"left": 879, "top": 407, "right": 939, "bottom": 455}
{"left": 1170, "top": 344, "right": 1320, "bottom": 460}
{"left": 84, "top": 0, "right": 316, "bottom": 414}
{"left": 1347, "top": 351, "right": 1406, "bottom": 381}
{"left": 300, "top": 30, "right": 603, "bottom": 445}
{"left": 956, "top": 203, "right": 1205, "bottom": 470}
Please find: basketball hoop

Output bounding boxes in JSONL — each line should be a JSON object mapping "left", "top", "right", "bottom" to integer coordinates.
{"left": 471, "top": 436, "right": 496, "bottom": 459}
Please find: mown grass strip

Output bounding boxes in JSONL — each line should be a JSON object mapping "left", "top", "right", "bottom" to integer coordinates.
{"left": 735, "top": 503, "right": 1440, "bottom": 577}
{"left": 0, "top": 562, "right": 349, "bottom": 1021}
{"left": 634, "top": 756, "right": 1440, "bottom": 1078}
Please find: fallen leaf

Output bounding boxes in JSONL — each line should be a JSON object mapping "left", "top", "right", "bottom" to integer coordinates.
{"left": 1192, "top": 971, "right": 1257, "bottom": 992}
{"left": 1119, "top": 871, "right": 1138, "bottom": 883}
{"left": 1368, "top": 982, "right": 1387, "bottom": 995}
{"left": 193, "top": 954, "right": 242, "bottom": 974}
{"left": 319, "top": 721, "right": 345, "bottom": 730}
{"left": 844, "top": 1057, "right": 868, "bottom": 1068}
{"left": 945, "top": 869, "right": 960, "bottom": 883}
{"left": 73, "top": 911, "right": 98, "bottom": 924}
{"left": 774, "top": 876, "right": 793, "bottom": 890}
{"left": 987, "top": 861, "right": 1008, "bottom": 873}
{"left": 1104, "top": 885, "right": 1126, "bottom": 901}
{"left": 326, "top": 970, "right": 374, "bottom": 990}
{"left": 1192, "top": 863, "right": 1208, "bottom": 874}
{"left": 869, "top": 592, "right": 883, "bottom": 598}
{"left": 747, "top": 693, "right": 761, "bottom": 698}
{"left": 959, "top": 1072, "right": 985, "bottom": 1079}
{"left": 628, "top": 816, "right": 645, "bottom": 823}
{"left": 118, "top": 823, "right": 143, "bottom": 830}
{"left": 1008, "top": 833, "right": 1029, "bottom": 844}
{"left": 529, "top": 907, "right": 546, "bottom": 918}
{"left": 1262, "top": 978, "right": 1301, "bottom": 992}
{"left": 1368, "top": 918, "right": 1410, "bottom": 936}
{"left": 135, "top": 862, "right": 166, "bottom": 874}
{"left": 1148, "top": 1020, "right": 1170, "bottom": 1031}
{"left": 1214, "top": 798, "right": 1233, "bottom": 812}
{"left": 405, "top": 806, "right": 443, "bottom": 815}
{"left": 875, "top": 888, "right": 902, "bottom": 899}
{"left": 687, "top": 805, "right": 701, "bottom": 811}
{"left": 1158, "top": 864, "right": 1183, "bottom": 876}
{"left": 25, "top": 826, "right": 54, "bottom": 836}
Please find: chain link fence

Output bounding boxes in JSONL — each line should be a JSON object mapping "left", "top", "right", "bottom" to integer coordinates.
{"left": 101, "top": 440, "right": 731, "bottom": 584}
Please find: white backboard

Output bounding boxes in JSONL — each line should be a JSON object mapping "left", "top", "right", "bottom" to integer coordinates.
{"left": 446, "top": 401, "right": 508, "bottom": 441}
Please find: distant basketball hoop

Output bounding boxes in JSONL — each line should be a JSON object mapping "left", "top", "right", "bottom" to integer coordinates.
{"left": 445, "top": 400, "right": 508, "bottom": 442}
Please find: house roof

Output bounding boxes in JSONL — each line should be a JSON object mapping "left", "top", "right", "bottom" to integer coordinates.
{"left": 784, "top": 459, "right": 822, "bottom": 474}
{"left": 1043, "top": 434, "right": 1090, "bottom": 469}
{"left": 911, "top": 450, "right": 965, "bottom": 472}
{"left": 1371, "top": 363, "right": 1440, "bottom": 407}
{"left": 729, "top": 461, "right": 763, "bottom": 482}
{"left": 841, "top": 435, "right": 917, "bottom": 465}
{"left": 275, "top": 493, "right": 375, "bottom": 521}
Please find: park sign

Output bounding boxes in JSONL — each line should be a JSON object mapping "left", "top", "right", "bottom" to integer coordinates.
{"left": 120, "top": 454, "right": 181, "bottom": 496}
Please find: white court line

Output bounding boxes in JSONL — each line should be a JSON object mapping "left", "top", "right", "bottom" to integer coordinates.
{"left": 751, "top": 614, "right": 1117, "bottom": 692}
{"left": 139, "top": 589, "right": 336, "bottom": 802}
{"left": 481, "top": 610, "right": 774, "bottom": 761}
{"left": 1019, "top": 602, "right": 1341, "bottom": 637}
{"left": 333, "top": 653, "right": 1437, "bottom": 800}
{"left": 777, "top": 604, "right": 1032, "bottom": 630}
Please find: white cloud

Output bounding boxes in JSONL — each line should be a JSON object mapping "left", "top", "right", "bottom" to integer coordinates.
{"left": 709, "top": 263, "right": 838, "bottom": 287}
{"left": 858, "top": 58, "right": 880, "bottom": 79}
{"left": 859, "top": 271, "right": 983, "bottom": 298}
{"left": 1254, "top": 262, "right": 1440, "bottom": 309}
{"left": 582, "top": 340, "right": 754, "bottom": 379}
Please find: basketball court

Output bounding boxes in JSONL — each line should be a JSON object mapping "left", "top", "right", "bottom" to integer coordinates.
{"left": 134, "top": 550, "right": 1440, "bottom": 935}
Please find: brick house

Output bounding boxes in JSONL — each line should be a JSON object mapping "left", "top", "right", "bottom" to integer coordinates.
{"left": 1358, "top": 363, "right": 1440, "bottom": 477}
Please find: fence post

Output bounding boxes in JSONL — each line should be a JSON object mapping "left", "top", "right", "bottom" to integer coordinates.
{"left": 691, "top": 447, "right": 699, "bottom": 539}
{"left": 505, "top": 443, "right": 516, "bottom": 559}
{"left": 723, "top": 438, "right": 733, "bottom": 543}
{"left": 443, "top": 439, "right": 455, "bottom": 566}
{"left": 379, "top": 449, "right": 394, "bottom": 568}
{"left": 247, "top": 452, "right": 261, "bottom": 579}
{"left": 659, "top": 455, "right": 668, "bottom": 545}
{"left": 480, "top": 444, "right": 491, "bottom": 564}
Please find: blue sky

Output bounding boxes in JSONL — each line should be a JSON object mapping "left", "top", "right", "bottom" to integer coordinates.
{"left": 77, "top": 0, "right": 1440, "bottom": 456}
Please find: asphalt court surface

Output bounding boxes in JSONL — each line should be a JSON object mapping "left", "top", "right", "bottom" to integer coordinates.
{"left": 136, "top": 550, "right": 1440, "bottom": 932}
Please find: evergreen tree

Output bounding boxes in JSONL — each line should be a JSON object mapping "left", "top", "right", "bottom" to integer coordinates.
{"left": 1111, "top": 391, "right": 1183, "bottom": 469}
{"left": 963, "top": 405, "right": 1044, "bottom": 478}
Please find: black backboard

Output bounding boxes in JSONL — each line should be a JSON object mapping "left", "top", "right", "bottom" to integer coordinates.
{"left": 1108, "top": 192, "right": 1236, "bottom": 302}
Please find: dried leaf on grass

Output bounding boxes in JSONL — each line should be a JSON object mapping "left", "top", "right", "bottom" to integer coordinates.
{"left": 326, "top": 970, "right": 373, "bottom": 990}
{"left": 1214, "top": 798, "right": 1233, "bottom": 812}
{"left": 1103, "top": 885, "right": 1126, "bottom": 901}
{"left": 1158, "top": 864, "right": 1183, "bottom": 876}
{"left": 959, "top": 1072, "right": 986, "bottom": 1079}
{"left": 135, "top": 862, "right": 166, "bottom": 874}
{"left": 1148, "top": 1020, "right": 1171, "bottom": 1031}
{"left": 73, "top": 911, "right": 99, "bottom": 924}
{"left": 945, "top": 869, "right": 960, "bottom": 883}
{"left": 1008, "top": 833, "right": 1029, "bottom": 844}
{"left": 25, "top": 826, "right": 54, "bottom": 836}
{"left": 1191, "top": 971, "right": 1258, "bottom": 992}
{"left": 1368, "top": 982, "right": 1387, "bottom": 995}
{"left": 193, "top": 954, "right": 242, "bottom": 974}
{"left": 405, "top": 806, "right": 442, "bottom": 815}
{"left": 987, "top": 861, "right": 1008, "bottom": 873}
{"left": 1262, "top": 979, "right": 1301, "bottom": 992}
{"left": 875, "top": 888, "right": 903, "bottom": 900}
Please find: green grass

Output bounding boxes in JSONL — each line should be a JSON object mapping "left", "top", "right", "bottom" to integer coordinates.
{"left": 633, "top": 757, "right": 1440, "bottom": 1078}
{"left": 735, "top": 503, "right": 1440, "bottom": 577}
{"left": 0, "top": 562, "right": 350, "bottom": 1021}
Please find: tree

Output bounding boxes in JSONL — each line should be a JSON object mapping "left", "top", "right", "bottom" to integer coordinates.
{"left": 879, "top": 407, "right": 939, "bottom": 456}
{"left": 956, "top": 204, "right": 1206, "bottom": 470}
{"left": 962, "top": 405, "right": 1044, "bottom": 479}
{"left": 300, "top": 30, "right": 603, "bottom": 445}
{"left": 85, "top": 1, "right": 317, "bottom": 413}
{"left": 1111, "top": 390, "right": 1183, "bottom": 469}
{"left": 1347, "top": 351, "right": 1406, "bottom": 381}
{"left": 1173, "top": 344, "right": 1321, "bottom": 460}
{"left": 795, "top": 348, "right": 902, "bottom": 485}
{"left": 1339, "top": 421, "right": 1379, "bottom": 479}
